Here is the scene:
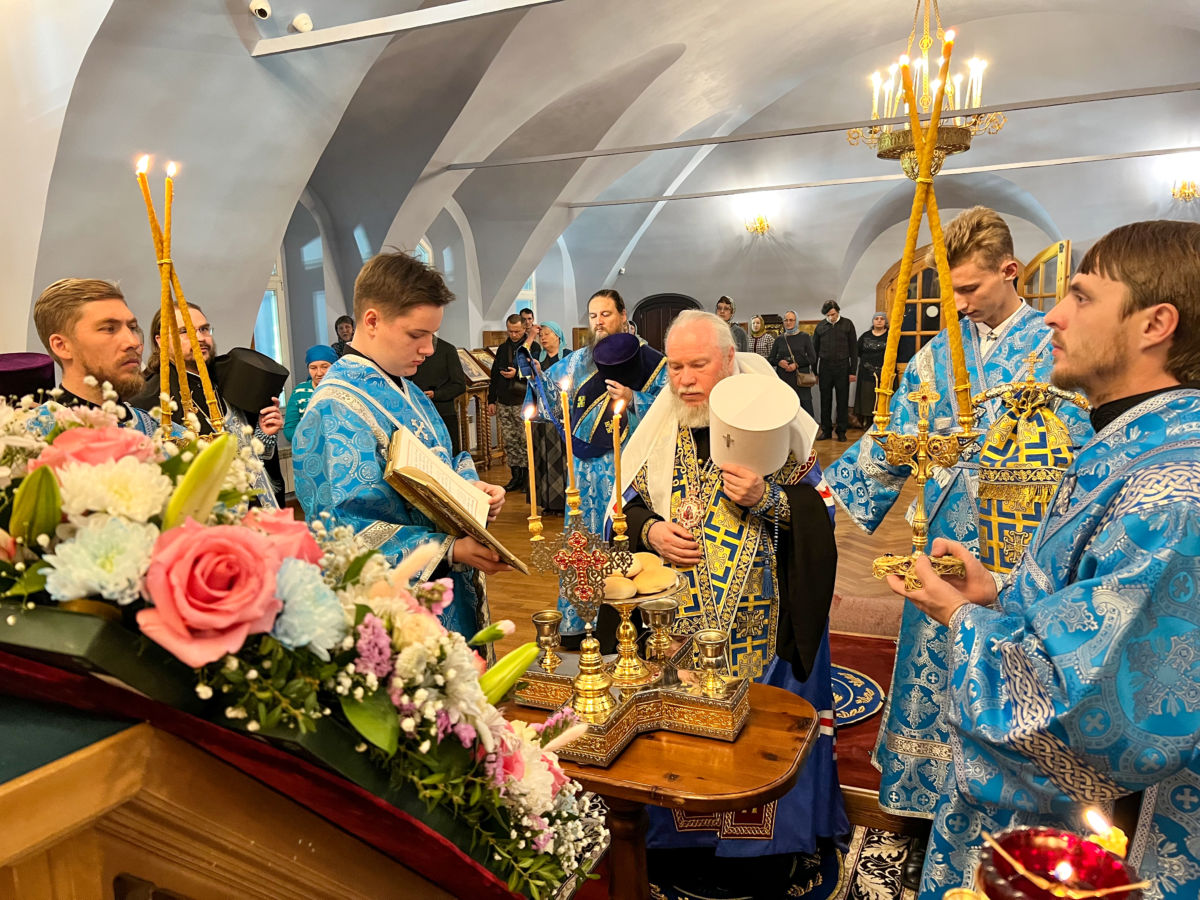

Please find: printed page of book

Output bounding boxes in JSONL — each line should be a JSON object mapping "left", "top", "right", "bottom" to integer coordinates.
{"left": 392, "top": 427, "right": 489, "bottom": 527}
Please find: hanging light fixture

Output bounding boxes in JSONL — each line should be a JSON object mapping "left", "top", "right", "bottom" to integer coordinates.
{"left": 1173, "top": 179, "right": 1198, "bottom": 203}
{"left": 744, "top": 214, "right": 771, "bottom": 236}
{"left": 847, "top": 0, "right": 1005, "bottom": 180}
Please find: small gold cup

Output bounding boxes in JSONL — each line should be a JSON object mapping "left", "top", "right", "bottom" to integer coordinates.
{"left": 693, "top": 629, "right": 729, "bottom": 698}
{"left": 640, "top": 598, "right": 678, "bottom": 663}
{"left": 532, "top": 609, "right": 564, "bottom": 673}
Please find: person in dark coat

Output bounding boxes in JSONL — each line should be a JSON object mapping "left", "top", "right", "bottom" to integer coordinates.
{"left": 853, "top": 312, "right": 889, "bottom": 428}
{"left": 411, "top": 334, "right": 468, "bottom": 456}
{"left": 768, "top": 309, "right": 817, "bottom": 418}
{"left": 812, "top": 299, "right": 857, "bottom": 441}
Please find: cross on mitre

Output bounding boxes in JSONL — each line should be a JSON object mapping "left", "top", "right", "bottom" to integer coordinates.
{"left": 723, "top": 433, "right": 735, "bottom": 448}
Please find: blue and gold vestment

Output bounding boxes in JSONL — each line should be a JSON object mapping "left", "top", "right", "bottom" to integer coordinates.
{"left": 293, "top": 354, "right": 489, "bottom": 639}
{"left": 826, "top": 304, "right": 1093, "bottom": 819}
{"left": 922, "top": 388, "right": 1200, "bottom": 899}
{"left": 632, "top": 428, "right": 848, "bottom": 856}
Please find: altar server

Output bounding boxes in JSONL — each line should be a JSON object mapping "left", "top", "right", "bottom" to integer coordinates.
{"left": 294, "top": 252, "right": 507, "bottom": 639}
{"left": 824, "top": 206, "right": 1092, "bottom": 887}
{"left": 894, "top": 219, "right": 1200, "bottom": 899}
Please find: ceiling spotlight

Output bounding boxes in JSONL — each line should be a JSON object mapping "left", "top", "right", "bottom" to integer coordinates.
{"left": 292, "top": 13, "right": 314, "bottom": 32}
{"left": 249, "top": 1, "right": 271, "bottom": 19}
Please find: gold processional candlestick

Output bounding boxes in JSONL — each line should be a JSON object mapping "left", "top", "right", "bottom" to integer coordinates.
{"left": 868, "top": 33, "right": 979, "bottom": 589}
{"left": 134, "top": 155, "right": 224, "bottom": 436}
{"left": 523, "top": 404, "right": 542, "bottom": 542}
{"left": 558, "top": 379, "right": 582, "bottom": 522}
{"left": 610, "top": 398, "right": 627, "bottom": 546}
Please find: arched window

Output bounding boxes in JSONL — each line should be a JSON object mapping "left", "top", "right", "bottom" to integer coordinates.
{"left": 413, "top": 237, "right": 432, "bottom": 266}
{"left": 514, "top": 272, "right": 536, "bottom": 319}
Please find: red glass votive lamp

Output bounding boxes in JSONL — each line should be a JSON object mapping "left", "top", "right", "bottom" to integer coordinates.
{"left": 977, "top": 827, "right": 1143, "bottom": 900}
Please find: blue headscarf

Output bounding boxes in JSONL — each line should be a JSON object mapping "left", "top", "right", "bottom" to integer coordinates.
{"left": 305, "top": 344, "right": 338, "bottom": 366}
{"left": 784, "top": 310, "right": 800, "bottom": 335}
{"left": 539, "top": 321, "right": 569, "bottom": 360}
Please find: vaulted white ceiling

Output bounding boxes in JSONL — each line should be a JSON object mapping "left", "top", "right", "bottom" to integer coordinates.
{"left": 7, "top": 0, "right": 1200, "bottom": 358}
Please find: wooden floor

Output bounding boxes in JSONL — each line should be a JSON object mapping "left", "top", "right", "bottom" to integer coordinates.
{"left": 481, "top": 425, "right": 917, "bottom": 658}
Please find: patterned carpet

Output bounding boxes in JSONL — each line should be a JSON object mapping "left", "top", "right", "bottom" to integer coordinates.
{"left": 645, "top": 826, "right": 916, "bottom": 900}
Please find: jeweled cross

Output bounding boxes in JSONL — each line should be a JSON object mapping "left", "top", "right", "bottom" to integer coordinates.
{"left": 907, "top": 382, "right": 940, "bottom": 424}
{"left": 552, "top": 530, "right": 609, "bottom": 604}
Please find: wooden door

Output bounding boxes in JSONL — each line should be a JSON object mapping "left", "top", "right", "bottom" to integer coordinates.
{"left": 631, "top": 294, "right": 701, "bottom": 352}
{"left": 1020, "top": 240, "right": 1071, "bottom": 312}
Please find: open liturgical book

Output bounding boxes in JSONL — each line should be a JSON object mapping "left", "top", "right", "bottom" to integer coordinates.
{"left": 384, "top": 427, "right": 529, "bottom": 574}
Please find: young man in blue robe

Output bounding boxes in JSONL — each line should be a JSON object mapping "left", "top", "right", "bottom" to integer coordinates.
{"left": 894, "top": 219, "right": 1200, "bottom": 899}
{"left": 825, "top": 207, "right": 1092, "bottom": 885}
{"left": 617, "top": 311, "right": 848, "bottom": 896}
{"left": 540, "top": 289, "right": 667, "bottom": 636}
{"left": 294, "top": 252, "right": 507, "bottom": 640}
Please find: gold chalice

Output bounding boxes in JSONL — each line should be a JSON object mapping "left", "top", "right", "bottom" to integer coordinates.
{"left": 532, "top": 609, "right": 563, "bottom": 673}
{"left": 640, "top": 597, "right": 678, "bottom": 663}
{"left": 693, "top": 629, "right": 730, "bottom": 698}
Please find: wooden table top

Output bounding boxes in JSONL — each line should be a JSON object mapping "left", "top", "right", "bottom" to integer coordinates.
{"left": 507, "top": 682, "right": 817, "bottom": 814}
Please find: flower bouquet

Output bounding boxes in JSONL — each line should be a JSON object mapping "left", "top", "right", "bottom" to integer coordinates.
{"left": 0, "top": 387, "right": 605, "bottom": 900}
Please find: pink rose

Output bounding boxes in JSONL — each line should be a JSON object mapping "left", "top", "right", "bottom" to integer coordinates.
{"left": 242, "top": 507, "right": 322, "bottom": 564}
{"left": 0, "top": 528, "right": 16, "bottom": 563}
{"left": 137, "top": 519, "right": 283, "bottom": 668}
{"left": 31, "top": 425, "right": 157, "bottom": 472}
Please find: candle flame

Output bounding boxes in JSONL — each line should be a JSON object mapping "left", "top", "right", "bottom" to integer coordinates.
{"left": 524, "top": 404, "right": 536, "bottom": 420}
{"left": 1085, "top": 808, "right": 1112, "bottom": 836}
{"left": 614, "top": 399, "right": 626, "bottom": 415}
{"left": 1052, "top": 860, "right": 1075, "bottom": 883}
{"left": 871, "top": 71, "right": 882, "bottom": 87}
{"left": 944, "top": 28, "right": 956, "bottom": 43}
{"left": 135, "top": 155, "right": 150, "bottom": 174}
{"left": 899, "top": 54, "right": 910, "bottom": 66}
{"left": 559, "top": 377, "right": 570, "bottom": 390}
{"left": 166, "top": 161, "right": 178, "bottom": 177}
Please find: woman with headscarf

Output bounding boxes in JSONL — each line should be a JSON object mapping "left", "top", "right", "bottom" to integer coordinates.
{"left": 284, "top": 344, "right": 337, "bottom": 443}
{"left": 523, "top": 321, "right": 573, "bottom": 513}
{"left": 748, "top": 314, "right": 775, "bottom": 358}
{"left": 767, "top": 309, "right": 817, "bottom": 417}
{"left": 852, "top": 312, "right": 889, "bottom": 428}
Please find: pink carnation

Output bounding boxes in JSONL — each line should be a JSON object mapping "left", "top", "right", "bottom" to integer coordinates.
{"left": 242, "top": 507, "right": 322, "bottom": 564}
{"left": 137, "top": 519, "right": 283, "bottom": 668}
{"left": 543, "top": 754, "right": 570, "bottom": 797}
{"left": 31, "top": 425, "right": 156, "bottom": 472}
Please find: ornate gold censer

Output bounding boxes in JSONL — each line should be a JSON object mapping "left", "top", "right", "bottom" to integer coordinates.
{"left": 866, "top": 26, "right": 982, "bottom": 590}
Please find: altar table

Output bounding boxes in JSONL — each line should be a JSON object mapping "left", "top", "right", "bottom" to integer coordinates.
{"left": 508, "top": 682, "right": 818, "bottom": 900}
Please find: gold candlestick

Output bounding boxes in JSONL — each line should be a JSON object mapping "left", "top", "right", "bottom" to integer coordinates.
{"left": 571, "top": 624, "right": 616, "bottom": 723}
{"left": 611, "top": 398, "right": 628, "bottom": 544}
{"left": 559, "top": 379, "right": 577, "bottom": 493}
{"left": 605, "top": 596, "right": 659, "bottom": 687}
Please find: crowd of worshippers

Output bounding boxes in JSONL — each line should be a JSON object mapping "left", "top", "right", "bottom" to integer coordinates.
{"left": 7, "top": 211, "right": 1200, "bottom": 900}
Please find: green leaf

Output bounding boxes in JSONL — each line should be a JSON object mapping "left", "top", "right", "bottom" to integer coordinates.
{"left": 162, "top": 433, "right": 236, "bottom": 529}
{"left": 342, "top": 551, "right": 380, "bottom": 588}
{"left": 9, "top": 466, "right": 62, "bottom": 548}
{"left": 353, "top": 603, "right": 372, "bottom": 627}
{"left": 2, "top": 560, "right": 49, "bottom": 599}
{"left": 340, "top": 687, "right": 399, "bottom": 757}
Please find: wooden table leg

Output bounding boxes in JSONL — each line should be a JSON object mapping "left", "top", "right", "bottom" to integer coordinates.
{"left": 604, "top": 796, "right": 649, "bottom": 900}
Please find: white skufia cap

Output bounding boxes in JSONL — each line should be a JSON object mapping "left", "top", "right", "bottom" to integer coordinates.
{"left": 709, "top": 373, "right": 800, "bottom": 476}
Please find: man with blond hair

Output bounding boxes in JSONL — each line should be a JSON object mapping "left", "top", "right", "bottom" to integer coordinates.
{"left": 825, "top": 206, "right": 1093, "bottom": 889}
{"left": 894, "top": 219, "right": 1200, "bottom": 898}
{"left": 31, "top": 278, "right": 157, "bottom": 434}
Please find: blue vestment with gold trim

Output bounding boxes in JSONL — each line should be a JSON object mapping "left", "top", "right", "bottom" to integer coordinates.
{"left": 293, "top": 354, "right": 488, "bottom": 639}
{"left": 922, "top": 388, "right": 1200, "bottom": 899}
{"left": 825, "top": 305, "right": 1093, "bottom": 819}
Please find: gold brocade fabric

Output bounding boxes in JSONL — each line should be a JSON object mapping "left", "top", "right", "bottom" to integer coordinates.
{"left": 976, "top": 397, "right": 1076, "bottom": 573}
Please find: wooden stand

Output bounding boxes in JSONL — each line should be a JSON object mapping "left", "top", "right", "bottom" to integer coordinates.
{"left": 0, "top": 724, "right": 453, "bottom": 899}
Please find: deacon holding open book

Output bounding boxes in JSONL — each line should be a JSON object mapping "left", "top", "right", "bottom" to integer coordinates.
{"left": 293, "top": 252, "right": 509, "bottom": 640}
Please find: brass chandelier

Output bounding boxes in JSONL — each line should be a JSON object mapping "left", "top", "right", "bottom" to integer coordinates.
{"left": 846, "top": 0, "right": 1006, "bottom": 180}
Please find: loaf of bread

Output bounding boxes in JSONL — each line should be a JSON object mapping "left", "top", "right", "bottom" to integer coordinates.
{"left": 618, "top": 555, "right": 644, "bottom": 578}
{"left": 633, "top": 551, "right": 665, "bottom": 572}
{"left": 604, "top": 575, "right": 638, "bottom": 600}
{"left": 633, "top": 566, "right": 677, "bottom": 595}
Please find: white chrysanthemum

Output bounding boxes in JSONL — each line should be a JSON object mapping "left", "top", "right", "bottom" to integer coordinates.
{"left": 43, "top": 517, "right": 158, "bottom": 605}
{"left": 57, "top": 457, "right": 173, "bottom": 522}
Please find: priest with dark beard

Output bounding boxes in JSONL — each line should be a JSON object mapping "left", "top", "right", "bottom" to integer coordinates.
{"left": 616, "top": 310, "right": 848, "bottom": 896}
